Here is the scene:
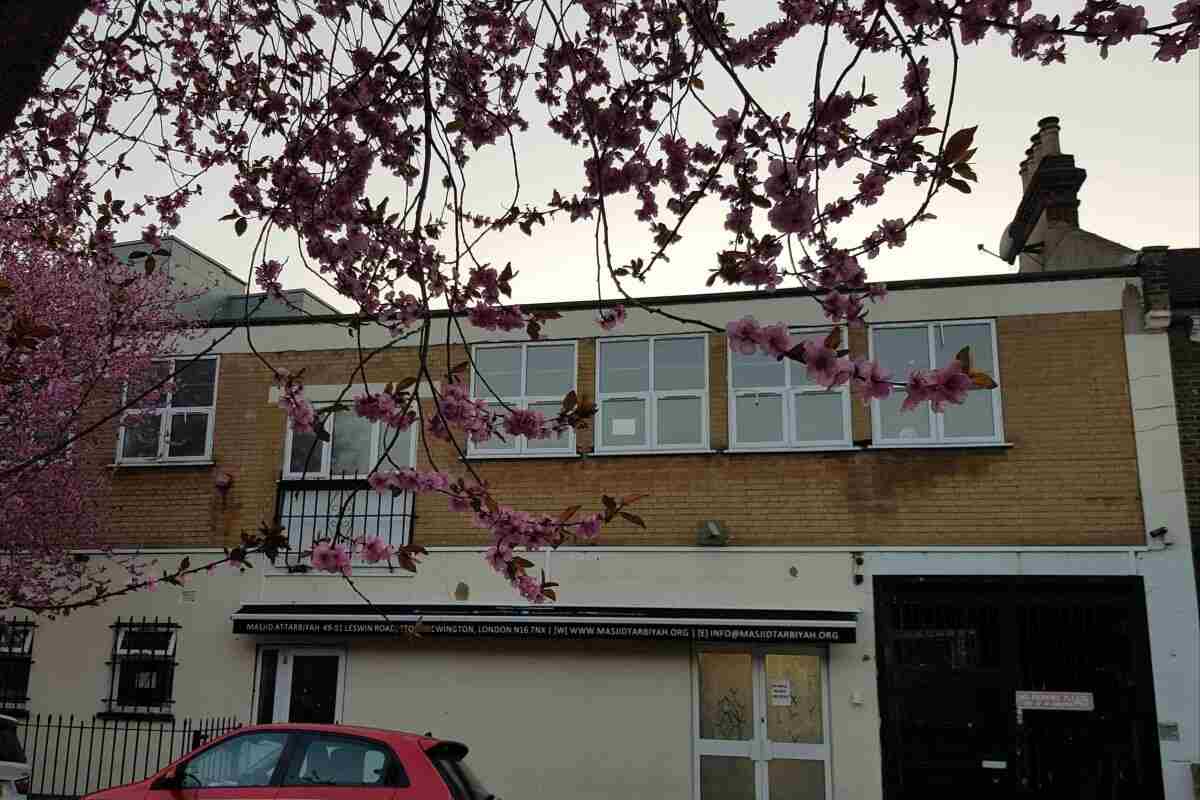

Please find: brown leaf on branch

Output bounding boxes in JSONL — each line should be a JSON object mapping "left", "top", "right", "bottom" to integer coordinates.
{"left": 943, "top": 126, "right": 978, "bottom": 165}
{"left": 824, "top": 326, "right": 842, "bottom": 350}
{"left": 970, "top": 371, "right": 998, "bottom": 390}
{"left": 955, "top": 346, "right": 972, "bottom": 373}
{"left": 619, "top": 511, "right": 646, "bottom": 529}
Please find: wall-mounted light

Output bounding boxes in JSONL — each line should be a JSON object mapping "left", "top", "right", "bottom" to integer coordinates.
{"left": 697, "top": 520, "right": 728, "bottom": 546}
{"left": 1148, "top": 526, "right": 1169, "bottom": 540}
{"left": 851, "top": 552, "right": 865, "bottom": 586}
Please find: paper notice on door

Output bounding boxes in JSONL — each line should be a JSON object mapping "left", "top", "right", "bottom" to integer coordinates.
{"left": 611, "top": 418, "right": 636, "bottom": 436}
{"left": 769, "top": 680, "right": 792, "bottom": 707}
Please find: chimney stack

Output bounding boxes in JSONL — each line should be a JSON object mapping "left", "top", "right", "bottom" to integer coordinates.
{"left": 1000, "top": 116, "right": 1087, "bottom": 271}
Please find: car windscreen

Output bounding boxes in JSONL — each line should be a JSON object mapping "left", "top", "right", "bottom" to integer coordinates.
{"left": 0, "top": 721, "right": 26, "bottom": 764}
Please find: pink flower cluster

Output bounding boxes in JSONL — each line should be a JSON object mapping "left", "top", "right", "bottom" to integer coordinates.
{"left": 274, "top": 371, "right": 317, "bottom": 433}
{"left": 726, "top": 317, "right": 794, "bottom": 359}
{"left": 353, "top": 392, "right": 417, "bottom": 430}
{"left": 311, "top": 540, "right": 352, "bottom": 575}
{"left": 598, "top": 304, "right": 626, "bottom": 330}
{"left": 901, "top": 359, "right": 975, "bottom": 412}
{"left": 475, "top": 502, "right": 605, "bottom": 603}
{"left": 429, "top": 382, "right": 497, "bottom": 443}
{"left": 367, "top": 468, "right": 452, "bottom": 495}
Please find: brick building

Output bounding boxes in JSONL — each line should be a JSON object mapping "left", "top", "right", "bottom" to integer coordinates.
{"left": 9, "top": 120, "right": 1199, "bottom": 799}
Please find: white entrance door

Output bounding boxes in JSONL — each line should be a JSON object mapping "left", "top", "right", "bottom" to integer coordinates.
{"left": 254, "top": 646, "right": 346, "bottom": 724}
{"left": 694, "top": 647, "right": 831, "bottom": 800}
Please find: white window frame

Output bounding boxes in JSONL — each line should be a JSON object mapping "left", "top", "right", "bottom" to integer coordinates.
{"left": 727, "top": 326, "right": 852, "bottom": 451}
{"left": 469, "top": 341, "right": 578, "bottom": 458}
{"left": 691, "top": 645, "right": 833, "bottom": 800}
{"left": 115, "top": 627, "right": 177, "bottom": 658}
{"left": 869, "top": 319, "right": 1005, "bottom": 447}
{"left": 595, "top": 334, "right": 710, "bottom": 453}
{"left": 282, "top": 404, "right": 418, "bottom": 480}
{"left": 115, "top": 355, "right": 219, "bottom": 465}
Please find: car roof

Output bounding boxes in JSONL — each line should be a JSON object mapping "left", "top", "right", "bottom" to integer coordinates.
{"left": 228, "top": 722, "right": 451, "bottom": 751}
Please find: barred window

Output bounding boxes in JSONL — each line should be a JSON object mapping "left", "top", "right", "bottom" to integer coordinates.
{"left": 102, "top": 618, "right": 179, "bottom": 719}
{"left": 0, "top": 619, "right": 35, "bottom": 714}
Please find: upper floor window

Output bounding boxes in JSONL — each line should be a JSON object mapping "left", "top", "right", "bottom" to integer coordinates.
{"left": 117, "top": 356, "right": 218, "bottom": 464}
{"left": 284, "top": 404, "right": 415, "bottom": 479}
{"left": 596, "top": 335, "right": 708, "bottom": 452}
{"left": 870, "top": 320, "right": 1003, "bottom": 446}
{"left": 470, "top": 342, "right": 576, "bottom": 456}
{"left": 729, "top": 328, "right": 851, "bottom": 449}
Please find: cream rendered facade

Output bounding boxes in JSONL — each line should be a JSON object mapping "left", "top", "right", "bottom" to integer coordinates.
{"left": 15, "top": 271, "right": 1200, "bottom": 799}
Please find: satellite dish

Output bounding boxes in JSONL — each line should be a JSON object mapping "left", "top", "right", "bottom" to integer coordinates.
{"left": 998, "top": 223, "right": 1016, "bottom": 263}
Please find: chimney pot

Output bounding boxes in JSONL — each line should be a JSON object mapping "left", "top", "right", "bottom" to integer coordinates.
{"left": 1037, "top": 115, "right": 1060, "bottom": 129}
{"left": 1037, "top": 116, "right": 1062, "bottom": 156}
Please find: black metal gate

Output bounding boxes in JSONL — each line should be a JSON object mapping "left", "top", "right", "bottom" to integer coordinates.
{"left": 874, "top": 576, "right": 1163, "bottom": 799}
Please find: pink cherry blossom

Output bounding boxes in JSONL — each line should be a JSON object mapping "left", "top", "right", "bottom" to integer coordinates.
{"left": 727, "top": 316, "right": 762, "bottom": 355}
{"left": 598, "top": 304, "right": 626, "bottom": 330}
{"left": 852, "top": 359, "right": 894, "bottom": 403}
{"left": 361, "top": 536, "right": 394, "bottom": 564}
{"left": 759, "top": 323, "right": 793, "bottom": 359}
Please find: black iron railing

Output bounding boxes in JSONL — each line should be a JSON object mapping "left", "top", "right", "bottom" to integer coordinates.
{"left": 100, "top": 618, "right": 180, "bottom": 720}
{"left": 275, "top": 477, "right": 415, "bottom": 566}
{"left": 15, "top": 714, "right": 240, "bottom": 798}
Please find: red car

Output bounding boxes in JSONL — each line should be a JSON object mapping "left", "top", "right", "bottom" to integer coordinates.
{"left": 82, "top": 723, "right": 495, "bottom": 800}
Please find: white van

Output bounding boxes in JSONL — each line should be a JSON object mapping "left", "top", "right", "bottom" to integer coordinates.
{"left": 0, "top": 715, "right": 29, "bottom": 800}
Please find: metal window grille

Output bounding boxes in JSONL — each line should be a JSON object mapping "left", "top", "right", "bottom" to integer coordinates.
{"left": 275, "top": 475, "right": 416, "bottom": 568}
{"left": 103, "top": 618, "right": 180, "bottom": 719}
{"left": 0, "top": 617, "right": 36, "bottom": 714}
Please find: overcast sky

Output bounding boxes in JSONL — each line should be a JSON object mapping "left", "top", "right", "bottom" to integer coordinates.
{"left": 117, "top": 1, "right": 1199, "bottom": 311}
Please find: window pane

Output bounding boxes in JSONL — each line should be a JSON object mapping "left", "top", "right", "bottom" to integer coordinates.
{"left": 121, "top": 414, "right": 162, "bottom": 459}
{"left": 793, "top": 392, "right": 845, "bottom": 443}
{"left": 768, "top": 759, "right": 825, "bottom": 800}
{"left": 937, "top": 323, "right": 998, "bottom": 439}
{"left": 288, "top": 735, "right": 393, "bottom": 785}
{"left": 874, "top": 326, "right": 930, "bottom": 373}
{"left": 0, "top": 658, "right": 31, "bottom": 704}
{"left": 473, "top": 347, "right": 522, "bottom": 399}
{"left": 600, "top": 398, "right": 646, "bottom": 448}
{"left": 653, "top": 337, "right": 705, "bottom": 391}
{"left": 289, "top": 428, "right": 325, "bottom": 475}
{"left": 878, "top": 393, "right": 931, "bottom": 441}
{"left": 475, "top": 403, "right": 516, "bottom": 451}
{"left": 167, "top": 412, "right": 209, "bottom": 458}
{"left": 765, "top": 653, "right": 824, "bottom": 744}
{"left": 526, "top": 401, "right": 571, "bottom": 450}
{"left": 657, "top": 396, "right": 702, "bottom": 446}
{"left": 116, "top": 659, "right": 172, "bottom": 707}
{"left": 171, "top": 358, "right": 216, "bottom": 407}
{"left": 700, "top": 756, "right": 755, "bottom": 800}
{"left": 183, "top": 732, "right": 289, "bottom": 788}
{"left": 732, "top": 348, "right": 786, "bottom": 389}
{"left": 790, "top": 330, "right": 832, "bottom": 388}
{"left": 599, "top": 340, "right": 649, "bottom": 393}
{"left": 379, "top": 424, "right": 414, "bottom": 468}
{"left": 525, "top": 345, "right": 574, "bottom": 397}
{"left": 128, "top": 362, "right": 171, "bottom": 409}
{"left": 121, "top": 630, "right": 173, "bottom": 653}
{"left": 936, "top": 322, "right": 994, "bottom": 373}
{"left": 698, "top": 651, "right": 753, "bottom": 740}
{"left": 330, "top": 410, "right": 373, "bottom": 475}
{"left": 735, "top": 393, "right": 784, "bottom": 443}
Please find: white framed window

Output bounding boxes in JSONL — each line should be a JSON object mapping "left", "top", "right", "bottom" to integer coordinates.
{"left": 283, "top": 404, "right": 416, "bottom": 479}
{"left": 595, "top": 335, "right": 709, "bottom": 452}
{"left": 116, "top": 356, "right": 218, "bottom": 464}
{"left": 869, "top": 320, "right": 1004, "bottom": 446}
{"left": 469, "top": 341, "right": 577, "bottom": 456}
{"left": 728, "top": 327, "right": 852, "bottom": 450}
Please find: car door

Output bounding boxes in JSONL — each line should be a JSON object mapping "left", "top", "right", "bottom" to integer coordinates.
{"left": 274, "top": 732, "right": 403, "bottom": 800}
{"left": 144, "top": 730, "right": 290, "bottom": 800}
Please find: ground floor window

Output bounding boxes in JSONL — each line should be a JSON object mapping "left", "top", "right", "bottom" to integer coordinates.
{"left": 694, "top": 646, "right": 830, "bottom": 800}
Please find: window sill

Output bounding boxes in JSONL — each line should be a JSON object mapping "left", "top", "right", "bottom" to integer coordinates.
{"left": 868, "top": 441, "right": 1014, "bottom": 450}
{"left": 96, "top": 710, "right": 175, "bottom": 722}
{"left": 724, "top": 445, "right": 858, "bottom": 454}
{"left": 585, "top": 448, "right": 716, "bottom": 457}
{"left": 109, "top": 460, "right": 214, "bottom": 469}
{"left": 463, "top": 452, "right": 582, "bottom": 462}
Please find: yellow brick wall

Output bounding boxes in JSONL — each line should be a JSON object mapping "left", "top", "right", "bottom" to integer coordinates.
{"left": 101, "top": 310, "right": 1143, "bottom": 549}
